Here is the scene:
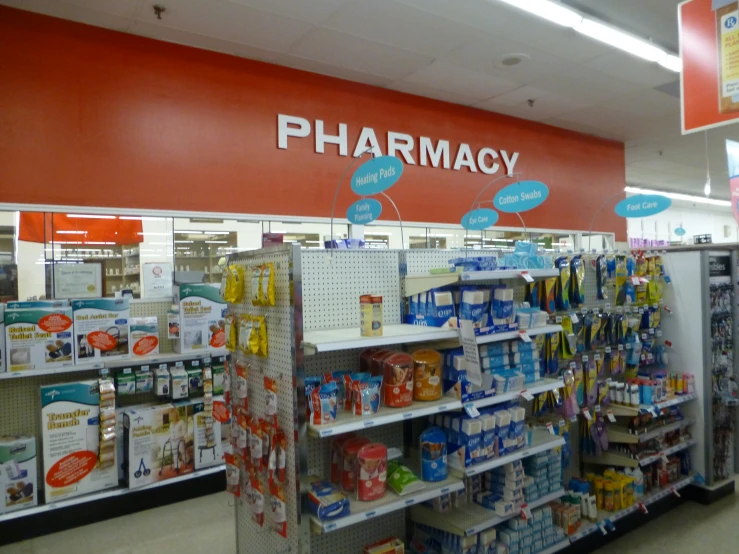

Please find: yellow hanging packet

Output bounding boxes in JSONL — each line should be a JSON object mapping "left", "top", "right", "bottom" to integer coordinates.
{"left": 559, "top": 316, "right": 575, "bottom": 359}
{"left": 225, "top": 314, "right": 237, "bottom": 351}
{"left": 257, "top": 316, "right": 268, "bottom": 357}
{"left": 260, "top": 263, "right": 275, "bottom": 307}
{"left": 251, "top": 266, "right": 263, "bottom": 306}
{"left": 248, "top": 315, "right": 261, "bottom": 355}
{"left": 238, "top": 314, "right": 253, "bottom": 354}
{"left": 224, "top": 265, "right": 245, "bottom": 303}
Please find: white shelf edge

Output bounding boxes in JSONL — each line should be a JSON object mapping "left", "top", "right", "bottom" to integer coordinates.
{"left": 540, "top": 539, "right": 572, "bottom": 554}
{"left": 636, "top": 418, "right": 695, "bottom": 443}
{"left": 460, "top": 269, "right": 560, "bottom": 282}
{"left": 451, "top": 432, "right": 565, "bottom": 477}
{"left": 471, "top": 379, "right": 564, "bottom": 409}
{"left": 302, "top": 325, "right": 459, "bottom": 355}
{"left": 640, "top": 393, "right": 697, "bottom": 411}
{"left": 569, "top": 476, "right": 693, "bottom": 542}
{"left": 0, "top": 348, "right": 227, "bottom": 380}
{"left": 476, "top": 325, "right": 563, "bottom": 346}
{"left": 638, "top": 439, "right": 696, "bottom": 467}
{"left": 312, "top": 478, "right": 464, "bottom": 534}
{"left": 404, "top": 273, "right": 460, "bottom": 297}
{"left": 0, "top": 465, "right": 224, "bottom": 523}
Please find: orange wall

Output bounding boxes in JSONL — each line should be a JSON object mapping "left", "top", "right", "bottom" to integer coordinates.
{"left": 0, "top": 7, "right": 626, "bottom": 239}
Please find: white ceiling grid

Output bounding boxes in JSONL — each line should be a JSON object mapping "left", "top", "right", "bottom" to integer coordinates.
{"left": 4, "top": 0, "right": 739, "bottom": 197}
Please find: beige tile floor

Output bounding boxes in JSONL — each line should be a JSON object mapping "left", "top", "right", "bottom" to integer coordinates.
{"left": 3, "top": 486, "right": 739, "bottom": 553}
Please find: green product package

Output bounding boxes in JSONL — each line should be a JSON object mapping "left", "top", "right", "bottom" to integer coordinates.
{"left": 211, "top": 356, "right": 226, "bottom": 395}
{"left": 387, "top": 461, "right": 426, "bottom": 496}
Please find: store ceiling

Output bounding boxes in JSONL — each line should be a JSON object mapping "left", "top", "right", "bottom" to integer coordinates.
{"left": 5, "top": 0, "right": 739, "bottom": 199}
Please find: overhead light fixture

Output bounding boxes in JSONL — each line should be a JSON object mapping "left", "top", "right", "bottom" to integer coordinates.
{"left": 56, "top": 230, "right": 87, "bottom": 234}
{"left": 659, "top": 54, "right": 683, "bottom": 72}
{"left": 66, "top": 214, "right": 116, "bottom": 219}
{"left": 625, "top": 186, "right": 730, "bottom": 207}
{"left": 119, "top": 216, "right": 167, "bottom": 221}
{"left": 175, "top": 230, "right": 204, "bottom": 234}
{"left": 496, "top": 0, "right": 582, "bottom": 28}
{"left": 205, "top": 240, "right": 228, "bottom": 244}
{"left": 575, "top": 19, "right": 665, "bottom": 62}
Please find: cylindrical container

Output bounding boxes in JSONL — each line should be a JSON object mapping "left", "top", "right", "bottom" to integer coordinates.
{"left": 341, "top": 437, "right": 370, "bottom": 492}
{"left": 412, "top": 349, "right": 443, "bottom": 401}
{"left": 641, "top": 381, "right": 653, "bottom": 405}
{"left": 630, "top": 383, "right": 640, "bottom": 406}
{"left": 420, "top": 427, "right": 448, "bottom": 482}
{"left": 616, "top": 383, "right": 625, "bottom": 404}
{"left": 382, "top": 352, "right": 414, "bottom": 408}
{"left": 609, "top": 384, "right": 618, "bottom": 404}
{"left": 355, "top": 443, "right": 387, "bottom": 501}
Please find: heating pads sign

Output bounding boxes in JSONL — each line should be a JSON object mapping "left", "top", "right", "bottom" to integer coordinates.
{"left": 614, "top": 194, "right": 672, "bottom": 218}
{"left": 493, "top": 181, "right": 549, "bottom": 213}
{"left": 350, "top": 156, "right": 403, "bottom": 196}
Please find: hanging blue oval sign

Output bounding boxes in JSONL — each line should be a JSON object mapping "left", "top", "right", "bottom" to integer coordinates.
{"left": 614, "top": 194, "right": 672, "bottom": 218}
{"left": 675, "top": 227, "right": 686, "bottom": 236}
{"left": 347, "top": 198, "right": 382, "bottom": 225}
{"left": 461, "top": 208, "right": 499, "bottom": 230}
{"left": 493, "top": 181, "right": 549, "bottom": 213}
{"left": 350, "top": 156, "right": 403, "bottom": 196}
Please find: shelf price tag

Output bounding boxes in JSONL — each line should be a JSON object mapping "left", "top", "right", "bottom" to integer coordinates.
{"left": 464, "top": 403, "right": 481, "bottom": 418}
{"left": 656, "top": 330, "right": 663, "bottom": 337}
{"left": 594, "top": 405, "right": 602, "bottom": 413}
{"left": 605, "top": 347, "right": 612, "bottom": 354}
{"left": 605, "top": 303, "right": 611, "bottom": 310}
{"left": 631, "top": 276, "right": 641, "bottom": 285}
{"left": 98, "top": 368, "right": 109, "bottom": 376}
{"left": 665, "top": 340, "right": 673, "bottom": 348}
{"left": 598, "top": 523, "right": 608, "bottom": 536}
{"left": 594, "top": 353, "right": 602, "bottom": 361}
{"left": 520, "top": 389, "right": 535, "bottom": 401}
{"left": 520, "top": 504, "right": 533, "bottom": 520}
{"left": 670, "top": 486, "right": 681, "bottom": 498}
{"left": 546, "top": 422, "right": 555, "bottom": 435}
{"left": 638, "top": 502, "right": 648, "bottom": 514}
{"left": 520, "top": 271, "right": 535, "bottom": 283}
{"left": 556, "top": 316, "right": 563, "bottom": 324}
{"left": 618, "top": 345, "right": 624, "bottom": 351}
{"left": 570, "top": 312, "right": 579, "bottom": 324}
{"left": 582, "top": 355, "right": 589, "bottom": 363}
{"left": 606, "top": 410, "right": 616, "bottom": 423}
{"left": 122, "top": 368, "right": 132, "bottom": 374}
{"left": 616, "top": 307, "right": 623, "bottom": 314}
{"left": 582, "top": 408, "right": 592, "bottom": 421}
{"left": 660, "top": 452, "right": 669, "bottom": 463}
{"left": 649, "top": 328, "right": 655, "bottom": 335}
{"left": 519, "top": 330, "right": 532, "bottom": 343}
{"left": 558, "top": 419, "right": 566, "bottom": 428}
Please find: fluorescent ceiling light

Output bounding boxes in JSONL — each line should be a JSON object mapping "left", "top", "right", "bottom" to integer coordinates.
{"left": 575, "top": 19, "right": 665, "bottom": 62}
{"left": 205, "top": 240, "right": 228, "bottom": 244}
{"left": 174, "top": 240, "right": 193, "bottom": 244}
{"left": 56, "top": 230, "right": 86, "bottom": 234}
{"left": 66, "top": 214, "right": 116, "bottom": 219}
{"left": 119, "top": 216, "right": 166, "bottom": 221}
{"left": 625, "top": 186, "right": 731, "bottom": 207}
{"left": 496, "top": 0, "right": 582, "bottom": 28}
{"left": 659, "top": 54, "right": 682, "bottom": 72}
{"left": 86, "top": 241, "right": 115, "bottom": 245}
{"left": 175, "top": 230, "right": 204, "bottom": 234}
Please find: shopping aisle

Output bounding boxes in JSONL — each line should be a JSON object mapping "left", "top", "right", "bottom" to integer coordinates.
{"left": 0, "top": 493, "right": 235, "bottom": 554}
{"left": 595, "top": 482, "right": 739, "bottom": 554}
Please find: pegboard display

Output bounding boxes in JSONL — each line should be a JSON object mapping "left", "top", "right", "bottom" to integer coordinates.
{"left": 226, "top": 245, "right": 301, "bottom": 554}
{"left": 301, "top": 250, "right": 402, "bottom": 331}
{"left": 0, "top": 298, "right": 182, "bottom": 491}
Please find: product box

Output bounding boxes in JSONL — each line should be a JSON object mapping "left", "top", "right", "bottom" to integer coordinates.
{"left": 123, "top": 403, "right": 194, "bottom": 488}
{"left": 5, "top": 307, "right": 74, "bottom": 371}
{"left": 72, "top": 298, "right": 131, "bottom": 362}
{"left": 192, "top": 397, "right": 226, "bottom": 469}
{"left": 364, "top": 537, "right": 404, "bottom": 554}
{"left": 211, "top": 355, "right": 226, "bottom": 395}
{"left": 40, "top": 381, "right": 118, "bottom": 502}
{"left": 170, "top": 367, "right": 189, "bottom": 400}
{"left": 0, "top": 435, "right": 38, "bottom": 514}
{"left": 173, "top": 284, "right": 226, "bottom": 353}
{"left": 0, "top": 304, "right": 5, "bottom": 372}
{"left": 360, "top": 295, "right": 383, "bottom": 337}
{"left": 129, "top": 316, "right": 160, "bottom": 358}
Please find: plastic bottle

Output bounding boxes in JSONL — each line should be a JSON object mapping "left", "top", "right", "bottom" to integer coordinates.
{"left": 631, "top": 467, "right": 644, "bottom": 500}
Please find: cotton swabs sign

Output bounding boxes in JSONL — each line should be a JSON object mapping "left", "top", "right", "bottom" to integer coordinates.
{"left": 350, "top": 156, "right": 403, "bottom": 196}
{"left": 493, "top": 180, "right": 549, "bottom": 213}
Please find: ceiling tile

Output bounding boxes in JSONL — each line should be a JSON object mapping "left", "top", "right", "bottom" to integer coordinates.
{"left": 603, "top": 89, "right": 680, "bottom": 120}
{"left": 274, "top": 54, "right": 394, "bottom": 87}
{"left": 386, "top": 80, "right": 479, "bottom": 106}
{"left": 226, "top": 0, "right": 350, "bottom": 24}
{"left": 322, "top": 0, "right": 485, "bottom": 57}
{"left": 477, "top": 90, "right": 589, "bottom": 121}
{"left": 66, "top": 0, "right": 143, "bottom": 19}
{"left": 288, "top": 27, "right": 433, "bottom": 80}
{"left": 130, "top": 21, "right": 283, "bottom": 63}
{"left": 529, "top": 65, "right": 643, "bottom": 103}
{"left": 0, "top": 0, "right": 24, "bottom": 7}
{"left": 23, "top": 0, "right": 133, "bottom": 31}
{"left": 441, "top": 36, "right": 574, "bottom": 85}
{"left": 403, "top": 60, "right": 520, "bottom": 100}
{"left": 544, "top": 116, "right": 627, "bottom": 141}
{"left": 489, "top": 86, "right": 549, "bottom": 107}
{"left": 133, "top": 0, "right": 313, "bottom": 53}
{"left": 584, "top": 51, "right": 678, "bottom": 88}
{"left": 558, "top": 105, "right": 646, "bottom": 135}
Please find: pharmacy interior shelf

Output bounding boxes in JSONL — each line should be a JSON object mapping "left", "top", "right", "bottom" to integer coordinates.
{"left": 476, "top": 325, "right": 563, "bottom": 346}
{"left": 404, "top": 273, "right": 462, "bottom": 297}
{"left": 607, "top": 419, "right": 695, "bottom": 445}
{"left": 410, "top": 488, "right": 565, "bottom": 537}
{"left": 569, "top": 475, "right": 693, "bottom": 542}
{"left": 540, "top": 539, "right": 572, "bottom": 554}
{"left": 309, "top": 475, "right": 464, "bottom": 534}
{"left": 461, "top": 269, "right": 560, "bottom": 282}
{"left": 308, "top": 378, "right": 564, "bottom": 438}
{"left": 607, "top": 393, "right": 698, "bottom": 417}
{"left": 301, "top": 324, "right": 459, "bottom": 355}
{"left": 450, "top": 431, "right": 566, "bottom": 478}
{"left": 0, "top": 465, "right": 225, "bottom": 524}
{"left": 581, "top": 439, "right": 696, "bottom": 469}
{"left": 0, "top": 348, "right": 227, "bottom": 380}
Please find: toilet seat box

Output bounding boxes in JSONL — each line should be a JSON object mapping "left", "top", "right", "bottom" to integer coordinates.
{"left": 173, "top": 284, "right": 226, "bottom": 353}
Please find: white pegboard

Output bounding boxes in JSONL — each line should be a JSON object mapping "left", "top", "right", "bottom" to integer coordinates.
{"left": 226, "top": 245, "right": 300, "bottom": 554}
{"left": 301, "top": 250, "right": 402, "bottom": 331}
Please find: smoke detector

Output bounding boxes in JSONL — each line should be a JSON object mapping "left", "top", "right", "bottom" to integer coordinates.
{"left": 495, "top": 53, "right": 531, "bottom": 69}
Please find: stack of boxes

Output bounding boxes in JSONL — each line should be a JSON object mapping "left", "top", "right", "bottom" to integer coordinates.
{"left": 522, "top": 450, "right": 563, "bottom": 502}
{"left": 476, "top": 461, "right": 524, "bottom": 517}
{"left": 497, "top": 506, "right": 567, "bottom": 553}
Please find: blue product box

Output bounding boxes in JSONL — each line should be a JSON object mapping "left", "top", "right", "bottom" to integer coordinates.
{"left": 306, "top": 480, "right": 350, "bottom": 521}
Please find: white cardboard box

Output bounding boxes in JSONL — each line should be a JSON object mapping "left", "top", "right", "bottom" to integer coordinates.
{"left": 0, "top": 304, "right": 5, "bottom": 372}
{"left": 129, "top": 316, "right": 160, "bottom": 358}
{"left": 40, "top": 380, "right": 118, "bottom": 503}
{"left": 5, "top": 307, "right": 75, "bottom": 371}
{"left": 0, "top": 435, "right": 38, "bottom": 514}
{"left": 72, "top": 298, "right": 131, "bottom": 362}
{"left": 173, "top": 284, "right": 226, "bottom": 353}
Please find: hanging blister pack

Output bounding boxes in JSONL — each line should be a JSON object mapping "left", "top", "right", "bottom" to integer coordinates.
{"left": 596, "top": 255, "right": 608, "bottom": 300}
{"left": 264, "top": 376, "right": 278, "bottom": 427}
{"left": 555, "top": 256, "right": 571, "bottom": 311}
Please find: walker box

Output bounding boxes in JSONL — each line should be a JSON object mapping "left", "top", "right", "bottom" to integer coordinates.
{"left": 123, "top": 403, "right": 195, "bottom": 488}
{"left": 0, "top": 435, "right": 38, "bottom": 514}
{"left": 192, "top": 397, "right": 227, "bottom": 470}
{"left": 72, "top": 298, "right": 131, "bottom": 362}
{"left": 40, "top": 381, "right": 118, "bottom": 503}
{"left": 173, "top": 284, "right": 226, "bottom": 353}
{"left": 5, "top": 307, "right": 74, "bottom": 371}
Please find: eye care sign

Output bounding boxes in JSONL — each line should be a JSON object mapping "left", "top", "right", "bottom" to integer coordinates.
{"left": 350, "top": 156, "right": 403, "bottom": 196}
{"left": 493, "top": 181, "right": 549, "bottom": 213}
{"left": 614, "top": 194, "right": 672, "bottom": 218}
{"left": 461, "top": 208, "right": 499, "bottom": 230}
{"left": 347, "top": 198, "right": 382, "bottom": 224}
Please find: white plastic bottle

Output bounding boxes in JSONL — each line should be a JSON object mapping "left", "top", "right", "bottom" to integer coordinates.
{"left": 632, "top": 467, "right": 644, "bottom": 500}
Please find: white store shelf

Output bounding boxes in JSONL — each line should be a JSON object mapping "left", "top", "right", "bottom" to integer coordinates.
{"left": 410, "top": 488, "right": 566, "bottom": 536}
{"left": 0, "top": 465, "right": 225, "bottom": 523}
{"left": 302, "top": 324, "right": 459, "bottom": 355}
{"left": 404, "top": 273, "right": 460, "bottom": 297}
{"left": 308, "top": 379, "right": 565, "bottom": 438}
{"left": 476, "top": 325, "right": 563, "bottom": 346}
{"left": 450, "top": 431, "right": 566, "bottom": 478}
{"left": 607, "top": 419, "right": 695, "bottom": 445}
{"left": 541, "top": 539, "right": 572, "bottom": 554}
{"left": 582, "top": 439, "right": 696, "bottom": 469}
{"left": 0, "top": 348, "right": 227, "bottom": 380}
{"left": 606, "top": 393, "right": 697, "bottom": 418}
{"left": 461, "top": 269, "right": 560, "bottom": 282}
{"left": 638, "top": 439, "right": 697, "bottom": 466}
{"left": 309, "top": 476, "right": 464, "bottom": 534}
{"left": 569, "top": 476, "right": 693, "bottom": 542}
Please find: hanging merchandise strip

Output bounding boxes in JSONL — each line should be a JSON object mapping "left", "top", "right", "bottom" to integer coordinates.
{"left": 98, "top": 377, "right": 116, "bottom": 469}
